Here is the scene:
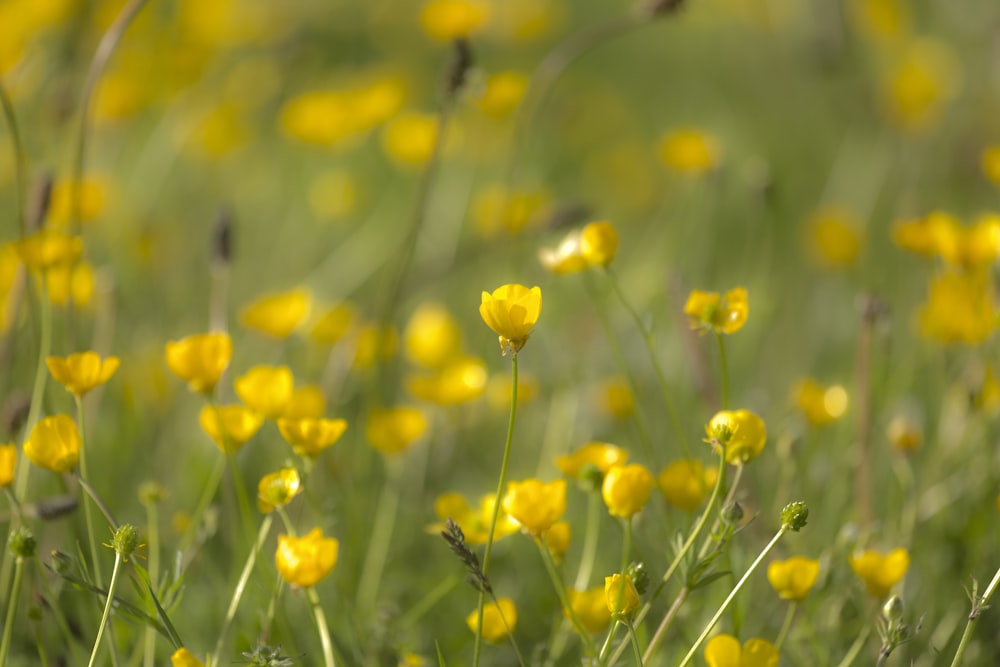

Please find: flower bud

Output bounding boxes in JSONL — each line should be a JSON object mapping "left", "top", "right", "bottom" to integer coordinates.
{"left": 110, "top": 524, "right": 142, "bottom": 561}
{"left": 605, "top": 573, "right": 640, "bottom": 617}
{"left": 883, "top": 594, "right": 904, "bottom": 622}
{"left": 780, "top": 501, "right": 809, "bottom": 531}
{"left": 8, "top": 527, "right": 37, "bottom": 559}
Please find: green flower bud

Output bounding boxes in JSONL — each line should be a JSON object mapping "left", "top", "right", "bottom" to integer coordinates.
{"left": 50, "top": 550, "right": 73, "bottom": 575}
{"left": 780, "top": 501, "right": 809, "bottom": 531}
{"left": 721, "top": 501, "right": 744, "bottom": 525}
{"left": 109, "top": 524, "right": 142, "bottom": 562}
{"left": 7, "top": 526, "right": 36, "bottom": 559}
{"left": 626, "top": 561, "right": 650, "bottom": 595}
{"left": 883, "top": 594, "right": 904, "bottom": 622}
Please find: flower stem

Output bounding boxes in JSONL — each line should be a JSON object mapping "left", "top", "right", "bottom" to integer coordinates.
{"left": 88, "top": 551, "right": 123, "bottom": 667}
{"left": 213, "top": 515, "right": 273, "bottom": 663}
{"left": 76, "top": 396, "right": 104, "bottom": 584}
{"left": 0, "top": 80, "right": 26, "bottom": 235}
{"left": 948, "top": 565, "right": 1000, "bottom": 667}
{"left": 15, "top": 281, "right": 52, "bottom": 502}
{"left": 598, "top": 619, "right": 622, "bottom": 664}
{"left": 473, "top": 354, "right": 519, "bottom": 667}
{"left": 714, "top": 332, "right": 729, "bottom": 409}
{"left": 306, "top": 586, "right": 336, "bottom": 667}
{"left": 626, "top": 620, "right": 644, "bottom": 667}
{"left": 357, "top": 455, "right": 403, "bottom": 613}
{"left": 775, "top": 601, "right": 797, "bottom": 651}
{"left": 142, "top": 495, "right": 160, "bottom": 667}
{"left": 0, "top": 556, "right": 25, "bottom": 665}
{"left": 835, "top": 625, "right": 871, "bottom": 667}
{"left": 178, "top": 455, "right": 226, "bottom": 555}
{"left": 573, "top": 491, "right": 602, "bottom": 590}
{"left": 536, "top": 537, "right": 597, "bottom": 656}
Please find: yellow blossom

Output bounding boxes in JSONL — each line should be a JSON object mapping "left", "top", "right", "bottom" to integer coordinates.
{"left": 887, "top": 416, "right": 921, "bottom": 452}
{"left": 23, "top": 414, "right": 80, "bottom": 474}
{"left": 405, "top": 302, "right": 462, "bottom": 369}
{"left": 598, "top": 377, "right": 634, "bottom": 419}
{"left": 240, "top": 289, "right": 311, "bottom": 339}
{"left": 684, "top": 287, "right": 749, "bottom": 335}
{"left": 850, "top": 548, "right": 910, "bottom": 597}
{"left": 502, "top": 478, "right": 566, "bottom": 535}
{"left": 45, "top": 260, "right": 95, "bottom": 308}
{"left": 199, "top": 404, "right": 264, "bottom": 453}
{"left": 257, "top": 467, "right": 302, "bottom": 513}
{"left": 882, "top": 38, "right": 959, "bottom": 133}
{"left": 352, "top": 325, "right": 399, "bottom": 369}
{"left": 170, "top": 648, "right": 206, "bottom": 667}
{"left": 234, "top": 365, "right": 295, "bottom": 420}
{"left": 806, "top": 206, "right": 863, "bottom": 268}
{"left": 275, "top": 528, "right": 339, "bottom": 587}
{"left": 704, "top": 635, "right": 779, "bottom": 667}
{"left": 542, "top": 520, "right": 571, "bottom": 561}
{"left": 0, "top": 444, "right": 17, "bottom": 487}
{"left": 430, "top": 492, "right": 519, "bottom": 544}
{"left": 48, "top": 177, "right": 108, "bottom": 227}
{"left": 659, "top": 128, "right": 719, "bottom": 175}
{"left": 982, "top": 145, "right": 1000, "bottom": 187}
{"left": 381, "top": 112, "right": 438, "bottom": 167}
{"left": 283, "top": 384, "right": 327, "bottom": 420}
{"left": 366, "top": 406, "right": 427, "bottom": 455}
{"left": 405, "top": 356, "right": 488, "bottom": 405}
{"left": 602, "top": 464, "right": 654, "bottom": 518}
{"left": 539, "top": 231, "right": 587, "bottom": 275}
{"left": 850, "top": 0, "right": 909, "bottom": 43}
{"left": 46, "top": 352, "right": 120, "bottom": 398}
{"left": 466, "top": 598, "right": 516, "bottom": 643}
{"left": 604, "top": 573, "right": 639, "bottom": 617}
{"left": 479, "top": 284, "right": 542, "bottom": 354}
{"left": 657, "top": 459, "right": 718, "bottom": 512}
{"left": 767, "top": 557, "right": 821, "bottom": 601}
{"left": 893, "top": 211, "right": 1000, "bottom": 268}
{"left": 793, "top": 379, "right": 849, "bottom": 426}
{"left": 309, "top": 302, "right": 356, "bottom": 346}
{"left": 15, "top": 230, "right": 83, "bottom": 272}
{"left": 918, "top": 270, "right": 995, "bottom": 345}
{"left": 556, "top": 442, "right": 628, "bottom": 479}
{"left": 566, "top": 587, "right": 611, "bottom": 634}
{"left": 420, "top": 0, "right": 489, "bottom": 41}
{"left": 472, "top": 185, "right": 549, "bottom": 237}
{"left": 164, "top": 332, "right": 232, "bottom": 395}
{"left": 706, "top": 409, "right": 767, "bottom": 465}
{"left": 277, "top": 417, "right": 348, "bottom": 459}
{"left": 476, "top": 70, "right": 527, "bottom": 118}
{"left": 579, "top": 221, "right": 619, "bottom": 267}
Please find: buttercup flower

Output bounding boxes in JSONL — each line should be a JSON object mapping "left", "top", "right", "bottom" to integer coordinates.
{"left": 45, "top": 260, "right": 94, "bottom": 308}
{"left": 0, "top": 444, "right": 17, "bottom": 487}
{"left": 47, "top": 352, "right": 120, "bottom": 398}
{"left": 381, "top": 111, "right": 438, "bottom": 167}
{"left": 566, "top": 586, "right": 612, "bottom": 633}
{"left": 502, "top": 478, "right": 566, "bottom": 535}
{"left": 421, "top": 0, "right": 490, "bottom": 41}
{"left": 659, "top": 128, "right": 720, "bottom": 175}
{"left": 430, "top": 492, "right": 520, "bottom": 544}
{"left": 684, "top": 287, "right": 749, "bottom": 335}
{"left": 601, "top": 463, "right": 654, "bottom": 518}
{"left": 704, "top": 634, "right": 779, "bottom": 667}
{"left": 366, "top": 406, "right": 428, "bottom": 455}
{"left": 918, "top": 270, "right": 996, "bottom": 345}
{"left": 597, "top": 377, "right": 634, "bottom": 419}
{"left": 234, "top": 365, "right": 295, "bottom": 419}
{"left": 767, "top": 556, "right": 821, "bottom": 600}
{"left": 275, "top": 528, "right": 339, "bottom": 587}
{"left": 539, "top": 231, "right": 587, "bottom": 275}
{"left": 165, "top": 332, "right": 232, "bottom": 395}
{"left": 658, "top": 459, "right": 719, "bottom": 512}
{"left": 604, "top": 573, "right": 639, "bottom": 617}
{"left": 793, "top": 379, "right": 849, "bottom": 427}
{"left": 23, "top": 414, "right": 80, "bottom": 474}
{"left": 257, "top": 467, "right": 302, "bottom": 513}
{"left": 542, "top": 520, "right": 571, "bottom": 561}
{"left": 479, "top": 284, "right": 542, "bottom": 354}
{"left": 404, "top": 302, "right": 462, "bottom": 369}
{"left": 476, "top": 70, "right": 527, "bottom": 118}
{"left": 277, "top": 417, "right": 348, "bottom": 459}
{"left": 579, "top": 221, "right": 619, "bottom": 267}
{"left": 309, "top": 302, "right": 356, "bottom": 346}
{"left": 706, "top": 409, "right": 767, "bottom": 465}
{"left": 849, "top": 548, "right": 910, "bottom": 597}
{"left": 240, "top": 289, "right": 311, "bottom": 339}
{"left": 556, "top": 442, "right": 628, "bottom": 480}
{"left": 170, "top": 647, "right": 205, "bottom": 667}
{"left": 282, "top": 384, "right": 327, "bottom": 420}
{"left": 405, "top": 356, "right": 488, "bottom": 405}
{"left": 199, "top": 404, "right": 264, "bottom": 453}
{"left": 466, "top": 597, "right": 516, "bottom": 643}
{"left": 806, "top": 206, "right": 863, "bottom": 268}
{"left": 15, "top": 230, "right": 83, "bottom": 271}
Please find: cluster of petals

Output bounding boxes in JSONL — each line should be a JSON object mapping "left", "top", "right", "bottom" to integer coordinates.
{"left": 479, "top": 284, "right": 542, "bottom": 355}
{"left": 706, "top": 409, "right": 767, "bottom": 465}
{"left": 275, "top": 528, "right": 339, "bottom": 588}
{"left": 703, "top": 634, "right": 779, "bottom": 667}
{"left": 465, "top": 597, "right": 516, "bottom": 644}
{"left": 47, "top": 351, "right": 119, "bottom": 398}
{"left": 684, "top": 287, "right": 749, "bottom": 335}
{"left": 849, "top": 548, "right": 910, "bottom": 598}
{"left": 501, "top": 478, "right": 566, "bottom": 535}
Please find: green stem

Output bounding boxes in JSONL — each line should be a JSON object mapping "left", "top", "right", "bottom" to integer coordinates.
{"left": 949, "top": 565, "right": 1000, "bottom": 667}
{"left": 142, "top": 495, "right": 160, "bottom": 667}
{"left": 0, "top": 557, "right": 24, "bottom": 665}
{"left": 75, "top": 473, "right": 118, "bottom": 529}
{"left": 775, "top": 601, "right": 797, "bottom": 651}
{"left": 536, "top": 537, "right": 597, "bottom": 656}
{"left": 598, "top": 619, "right": 622, "bottom": 664}
{"left": 573, "top": 491, "right": 601, "bottom": 590}
{"left": 213, "top": 515, "right": 272, "bottom": 663}
{"left": 625, "top": 620, "right": 644, "bottom": 667}
{"left": 620, "top": 517, "right": 632, "bottom": 580}
{"left": 835, "top": 625, "right": 871, "bottom": 667}
{"left": 88, "top": 551, "right": 123, "bottom": 667}
{"left": 473, "top": 354, "right": 519, "bottom": 667}
{"left": 641, "top": 586, "right": 688, "bottom": 664}
{"left": 715, "top": 332, "right": 729, "bottom": 409}
{"left": 0, "top": 80, "right": 26, "bottom": 235}
{"left": 357, "top": 456, "right": 403, "bottom": 613}
{"left": 178, "top": 455, "right": 226, "bottom": 554}
{"left": 15, "top": 281, "right": 52, "bottom": 501}
{"left": 491, "top": 593, "right": 529, "bottom": 667}
{"left": 306, "top": 586, "right": 336, "bottom": 667}
{"left": 211, "top": 399, "right": 253, "bottom": 547}
{"left": 398, "top": 573, "right": 461, "bottom": 628}
{"left": 76, "top": 396, "right": 104, "bottom": 584}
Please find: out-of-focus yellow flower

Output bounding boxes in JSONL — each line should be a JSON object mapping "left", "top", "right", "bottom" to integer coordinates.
{"left": 257, "top": 467, "right": 302, "bottom": 513}
{"left": 704, "top": 635, "right": 779, "bottom": 667}
{"left": 15, "top": 230, "right": 83, "bottom": 272}
{"left": 46, "top": 352, "right": 119, "bottom": 398}
{"left": 366, "top": 406, "right": 427, "bottom": 455}
{"left": 491, "top": 0, "right": 565, "bottom": 42}
{"left": 0, "top": 243, "right": 21, "bottom": 332}
{"left": 882, "top": 38, "right": 960, "bottom": 133}
{"left": 48, "top": 177, "right": 108, "bottom": 227}
{"left": 309, "top": 302, "right": 357, "bottom": 346}
{"left": 472, "top": 185, "right": 549, "bottom": 238}
{"left": 23, "top": 414, "right": 80, "bottom": 474}
{"left": 598, "top": 377, "right": 634, "bottom": 419}
{"left": 0, "top": 444, "right": 17, "bottom": 487}
{"left": 975, "top": 366, "right": 1000, "bottom": 414}
{"left": 199, "top": 404, "right": 264, "bottom": 453}
{"left": 850, "top": 0, "right": 908, "bottom": 43}
{"left": 352, "top": 325, "right": 398, "bottom": 369}
{"left": 180, "top": 103, "right": 250, "bottom": 160}
{"left": 893, "top": 211, "right": 1000, "bottom": 268}
{"left": 542, "top": 520, "right": 571, "bottom": 561}
{"left": 982, "top": 146, "right": 1000, "bottom": 187}
{"left": 405, "top": 355, "right": 488, "bottom": 405}
{"left": 234, "top": 365, "right": 295, "bottom": 420}
{"left": 398, "top": 652, "right": 425, "bottom": 667}
{"left": 277, "top": 417, "right": 348, "bottom": 459}
{"left": 767, "top": 557, "right": 821, "bottom": 600}
{"left": 659, "top": 129, "right": 719, "bottom": 175}
{"left": 604, "top": 573, "right": 639, "bottom": 617}
{"left": 479, "top": 284, "right": 542, "bottom": 355}
{"left": 275, "top": 528, "right": 339, "bottom": 587}
{"left": 44, "top": 260, "right": 95, "bottom": 308}
{"left": 240, "top": 289, "right": 311, "bottom": 339}
{"left": 793, "top": 379, "right": 849, "bottom": 427}
{"left": 420, "top": 0, "right": 489, "bottom": 41}
{"left": 918, "top": 270, "right": 995, "bottom": 345}
{"left": 806, "top": 206, "right": 863, "bottom": 268}
{"left": 502, "top": 478, "right": 566, "bottom": 535}
{"left": 405, "top": 303, "right": 462, "bottom": 369}
{"left": 486, "top": 372, "right": 539, "bottom": 410}
{"left": 886, "top": 415, "right": 921, "bottom": 452}
{"left": 566, "top": 586, "right": 612, "bottom": 634}
{"left": 466, "top": 598, "right": 516, "bottom": 643}
{"left": 849, "top": 548, "right": 910, "bottom": 597}
{"left": 706, "top": 409, "right": 767, "bottom": 465}
{"left": 658, "top": 459, "right": 718, "bottom": 512}
{"left": 381, "top": 112, "right": 438, "bottom": 167}
{"left": 539, "top": 231, "right": 586, "bottom": 275}
{"left": 165, "top": 332, "right": 232, "bottom": 395}
{"left": 684, "top": 287, "right": 748, "bottom": 335}
{"left": 283, "top": 384, "right": 327, "bottom": 420}
{"left": 476, "top": 70, "right": 527, "bottom": 118}
{"left": 579, "top": 221, "right": 619, "bottom": 268}
{"left": 556, "top": 442, "right": 628, "bottom": 480}
{"left": 170, "top": 647, "right": 205, "bottom": 667}
{"left": 430, "top": 492, "right": 519, "bottom": 544}
{"left": 309, "top": 170, "right": 359, "bottom": 222}
{"left": 602, "top": 464, "right": 654, "bottom": 518}
{"left": 279, "top": 90, "right": 359, "bottom": 147}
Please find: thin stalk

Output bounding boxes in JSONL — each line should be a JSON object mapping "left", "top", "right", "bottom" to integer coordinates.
{"left": 620, "top": 517, "right": 632, "bottom": 578}
{"left": 0, "top": 557, "right": 25, "bottom": 664}
{"left": 211, "top": 399, "right": 253, "bottom": 546}
{"left": 641, "top": 587, "right": 688, "bottom": 664}
{"left": 32, "top": 553, "right": 87, "bottom": 664}
{"left": 15, "top": 281, "right": 52, "bottom": 501}
{"left": 88, "top": 551, "right": 123, "bottom": 667}
{"left": 855, "top": 299, "right": 876, "bottom": 532}
{"left": 178, "top": 455, "right": 226, "bottom": 554}
{"left": 573, "top": 491, "right": 602, "bottom": 590}
{"left": 213, "top": 515, "right": 273, "bottom": 663}
{"left": 948, "top": 565, "right": 1000, "bottom": 667}
{"left": 75, "top": 473, "right": 118, "bottom": 529}
{"left": 76, "top": 396, "right": 104, "bottom": 584}
{"left": 715, "top": 332, "right": 729, "bottom": 409}
{"left": 492, "top": 595, "right": 529, "bottom": 667}
{"left": 473, "top": 354, "right": 519, "bottom": 667}
{"left": 142, "top": 495, "right": 160, "bottom": 667}
{"left": 775, "top": 602, "right": 797, "bottom": 651}
{"left": 598, "top": 620, "right": 622, "bottom": 664}
{"left": 625, "top": 620, "right": 644, "bottom": 667}
{"left": 835, "top": 625, "right": 871, "bottom": 667}
{"left": 0, "top": 80, "right": 26, "bottom": 235}
{"left": 357, "top": 456, "right": 403, "bottom": 613}
{"left": 536, "top": 538, "right": 597, "bottom": 656}
{"left": 398, "top": 573, "right": 461, "bottom": 628}
{"left": 306, "top": 587, "right": 336, "bottom": 667}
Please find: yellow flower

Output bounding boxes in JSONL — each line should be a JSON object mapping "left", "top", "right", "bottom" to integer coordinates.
{"left": 479, "top": 284, "right": 542, "bottom": 354}
{"left": 543, "top": 520, "right": 571, "bottom": 561}
{"left": 684, "top": 287, "right": 749, "bottom": 335}
{"left": 46, "top": 352, "right": 120, "bottom": 398}
{"left": 430, "top": 492, "right": 520, "bottom": 544}
{"left": 806, "top": 206, "right": 863, "bottom": 268}
{"left": 657, "top": 459, "right": 719, "bottom": 512}
{"left": 283, "top": 384, "right": 327, "bottom": 420}
{"left": 170, "top": 647, "right": 206, "bottom": 667}
{"left": 405, "top": 356, "right": 488, "bottom": 405}
{"left": 597, "top": 377, "right": 634, "bottom": 419}
{"left": 704, "top": 635, "right": 779, "bottom": 667}
{"left": 982, "top": 145, "right": 1000, "bottom": 187}
{"left": 23, "top": 414, "right": 80, "bottom": 474}
{"left": 420, "top": 0, "right": 490, "bottom": 41}
{"left": 604, "top": 573, "right": 639, "bottom": 617}
{"left": 502, "top": 478, "right": 566, "bottom": 535}
{"left": 566, "top": 586, "right": 611, "bottom": 634}
{"left": 849, "top": 548, "right": 910, "bottom": 597}
{"left": 45, "top": 260, "right": 95, "bottom": 308}
{"left": 381, "top": 112, "right": 438, "bottom": 167}
{"left": 309, "top": 302, "right": 357, "bottom": 346}
{"left": 234, "top": 365, "right": 295, "bottom": 419}
{"left": 405, "top": 302, "right": 462, "bottom": 369}
{"left": 850, "top": 0, "right": 909, "bottom": 43}
{"left": 556, "top": 442, "right": 628, "bottom": 479}
{"left": 277, "top": 417, "right": 348, "bottom": 459}
{"left": 164, "top": 332, "right": 232, "bottom": 395}
{"left": 579, "top": 221, "right": 619, "bottom": 268}
{"left": 472, "top": 185, "right": 549, "bottom": 237}
{"left": 475, "top": 70, "right": 527, "bottom": 118}
{"left": 887, "top": 416, "right": 921, "bottom": 452}
{"left": 882, "top": 38, "right": 959, "bottom": 133}
{"left": 893, "top": 211, "right": 1000, "bottom": 268}
{"left": 352, "top": 325, "right": 399, "bottom": 369}
{"left": 918, "top": 270, "right": 996, "bottom": 345}
{"left": 659, "top": 128, "right": 719, "bottom": 175}
{"left": 275, "top": 528, "right": 339, "bottom": 587}
{"left": 257, "top": 467, "right": 302, "bottom": 513}
{"left": 793, "top": 379, "right": 849, "bottom": 427}
{"left": 0, "top": 444, "right": 17, "bottom": 487}
{"left": 601, "top": 464, "right": 654, "bottom": 518}
{"left": 199, "top": 404, "right": 264, "bottom": 453}
{"left": 767, "top": 557, "right": 821, "bottom": 601}
{"left": 48, "top": 177, "right": 108, "bottom": 227}
{"left": 539, "top": 231, "right": 587, "bottom": 275}
{"left": 366, "top": 406, "right": 428, "bottom": 455}
{"left": 240, "top": 289, "right": 311, "bottom": 339}
{"left": 15, "top": 230, "right": 83, "bottom": 272}
{"left": 466, "top": 597, "right": 516, "bottom": 643}
{"left": 706, "top": 409, "right": 767, "bottom": 465}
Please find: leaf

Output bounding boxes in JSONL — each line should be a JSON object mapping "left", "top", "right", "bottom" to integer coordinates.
{"left": 146, "top": 580, "right": 184, "bottom": 649}
{"left": 436, "top": 641, "right": 447, "bottom": 667}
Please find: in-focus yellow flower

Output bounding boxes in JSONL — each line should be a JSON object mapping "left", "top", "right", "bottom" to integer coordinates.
{"left": 257, "top": 467, "right": 302, "bottom": 513}
{"left": 502, "top": 478, "right": 566, "bottom": 535}
{"left": 918, "top": 270, "right": 995, "bottom": 345}
{"left": 579, "top": 221, "right": 619, "bottom": 268}
{"left": 16, "top": 230, "right": 83, "bottom": 272}
{"left": 793, "top": 379, "right": 849, "bottom": 427}
{"left": 476, "top": 70, "right": 527, "bottom": 118}
{"left": 47, "top": 352, "right": 120, "bottom": 398}
{"left": 199, "top": 404, "right": 264, "bottom": 453}
{"left": 309, "top": 302, "right": 357, "bottom": 346}
{"left": 479, "top": 284, "right": 542, "bottom": 354}
{"left": 23, "top": 414, "right": 80, "bottom": 474}
{"left": 601, "top": 464, "right": 654, "bottom": 518}
{"left": 659, "top": 128, "right": 719, "bottom": 175}
{"left": 982, "top": 145, "right": 1000, "bottom": 187}
{"left": 405, "top": 302, "right": 462, "bottom": 369}
{"left": 234, "top": 365, "right": 295, "bottom": 420}
{"left": 466, "top": 597, "right": 516, "bottom": 643}
{"left": 171, "top": 647, "right": 206, "bottom": 667}
{"left": 277, "top": 417, "right": 348, "bottom": 459}
{"left": 543, "top": 520, "right": 571, "bottom": 561}
{"left": 566, "top": 586, "right": 612, "bottom": 634}
{"left": 381, "top": 111, "right": 438, "bottom": 167}
{"left": 240, "top": 289, "right": 311, "bottom": 339}
{"left": 604, "top": 573, "right": 639, "bottom": 617}
{"left": 165, "top": 332, "right": 232, "bottom": 395}
{"left": 366, "top": 406, "right": 427, "bottom": 455}
{"left": 275, "top": 528, "right": 339, "bottom": 587}
{"left": 704, "top": 634, "right": 779, "bottom": 667}
{"left": 886, "top": 416, "right": 922, "bottom": 453}
{"left": 405, "top": 356, "right": 488, "bottom": 405}
{"left": 849, "top": 548, "right": 910, "bottom": 597}
{"left": 283, "top": 384, "right": 327, "bottom": 420}
{"left": 420, "top": 0, "right": 490, "bottom": 41}
{"left": 0, "top": 444, "right": 17, "bottom": 487}
{"left": 556, "top": 442, "right": 628, "bottom": 480}
{"left": 430, "top": 492, "right": 520, "bottom": 544}
{"left": 706, "top": 409, "right": 767, "bottom": 465}
{"left": 767, "top": 557, "right": 821, "bottom": 601}
{"left": 806, "top": 206, "right": 863, "bottom": 268}
{"left": 684, "top": 287, "right": 749, "bottom": 335}
{"left": 658, "top": 459, "right": 719, "bottom": 512}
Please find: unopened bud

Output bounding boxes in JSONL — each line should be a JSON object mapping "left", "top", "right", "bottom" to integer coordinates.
{"left": 780, "top": 501, "right": 809, "bottom": 531}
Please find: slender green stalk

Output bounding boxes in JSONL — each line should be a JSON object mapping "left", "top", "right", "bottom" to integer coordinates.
{"left": 598, "top": 620, "right": 622, "bottom": 664}
{"left": 473, "top": 354, "right": 519, "bottom": 667}
{"left": 835, "top": 625, "right": 872, "bottom": 667}
{"left": 775, "top": 602, "right": 798, "bottom": 651}
{"left": 949, "top": 565, "right": 1000, "bottom": 667}
{"left": 306, "top": 586, "right": 336, "bottom": 667}
{"left": 213, "top": 515, "right": 273, "bottom": 663}
{"left": 641, "top": 587, "right": 688, "bottom": 664}
{"left": 76, "top": 396, "right": 104, "bottom": 584}
{"left": 75, "top": 473, "right": 118, "bottom": 529}
{"left": 210, "top": 399, "right": 254, "bottom": 546}
{"left": 357, "top": 456, "right": 403, "bottom": 613}
{"left": 15, "top": 282, "right": 52, "bottom": 501}
{"left": 620, "top": 517, "right": 632, "bottom": 581}
{"left": 142, "top": 493, "right": 160, "bottom": 667}
{"left": 0, "top": 80, "right": 26, "bottom": 235}
{"left": 573, "top": 491, "right": 602, "bottom": 590}
{"left": 0, "top": 556, "right": 25, "bottom": 664}
{"left": 491, "top": 597, "right": 528, "bottom": 667}
{"left": 88, "top": 551, "right": 123, "bottom": 667}
{"left": 398, "top": 573, "right": 461, "bottom": 628}
{"left": 715, "top": 332, "right": 729, "bottom": 409}
{"left": 625, "top": 620, "right": 644, "bottom": 667}
{"left": 536, "top": 537, "right": 597, "bottom": 656}
{"left": 178, "top": 455, "right": 226, "bottom": 554}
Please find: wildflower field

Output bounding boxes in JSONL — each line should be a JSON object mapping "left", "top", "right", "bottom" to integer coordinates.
{"left": 2, "top": 0, "right": 1000, "bottom": 665}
